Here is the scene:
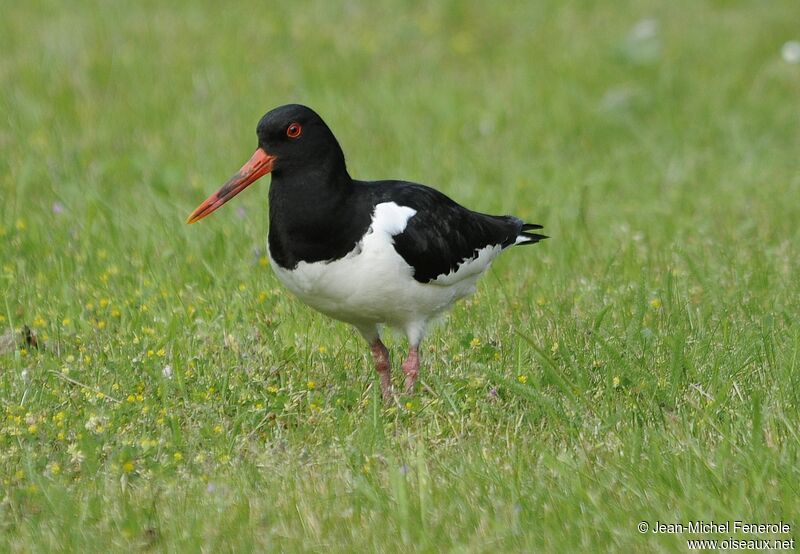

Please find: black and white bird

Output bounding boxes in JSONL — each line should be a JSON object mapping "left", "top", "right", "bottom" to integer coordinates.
{"left": 187, "top": 104, "right": 546, "bottom": 399}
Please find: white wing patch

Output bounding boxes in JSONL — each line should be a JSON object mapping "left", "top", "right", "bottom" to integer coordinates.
{"left": 430, "top": 243, "right": 503, "bottom": 286}
{"left": 372, "top": 202, "right": 417, "bottom": 236}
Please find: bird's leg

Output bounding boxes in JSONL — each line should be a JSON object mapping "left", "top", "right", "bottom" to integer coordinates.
{"left": 369, "top": 338, "right": 393, "bottom": 400}
{"left": 401, "top": 345, "right": 420, "bottom": 394}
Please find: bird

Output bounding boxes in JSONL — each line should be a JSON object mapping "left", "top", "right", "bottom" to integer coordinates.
{"left": 187, "top": 104, "right": 546, "bottom": 399}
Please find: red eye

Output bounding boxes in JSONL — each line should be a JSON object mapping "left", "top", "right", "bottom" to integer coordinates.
{"left": 287, "top": 122, "right": 302, "bottom": 138}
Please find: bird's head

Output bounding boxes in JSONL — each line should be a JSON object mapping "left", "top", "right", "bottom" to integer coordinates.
{"left": 186, "top": 104, "right": 345, "bottom": 224}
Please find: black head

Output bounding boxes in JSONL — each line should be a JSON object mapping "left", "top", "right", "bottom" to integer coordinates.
{"left": 256, "top": 104, "right": 347, "bottom": 178}
{"left": 186, "top": 104, "right": 349, "bottom": 224}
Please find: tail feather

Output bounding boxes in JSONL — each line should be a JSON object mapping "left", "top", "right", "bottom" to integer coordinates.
{"left": 515, "top": 223, "right": 548, "bottom": 245}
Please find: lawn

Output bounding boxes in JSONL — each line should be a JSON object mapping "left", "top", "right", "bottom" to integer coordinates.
{"left": 1, "top": 0, "right": 799, "bottom": 551}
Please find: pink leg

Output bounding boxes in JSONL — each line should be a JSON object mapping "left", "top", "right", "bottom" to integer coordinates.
{"left": 370, "top": 339, "right": 393, "bottom": 400}
{"left": 401, "top": 346, "right": 420, "bottom": 394}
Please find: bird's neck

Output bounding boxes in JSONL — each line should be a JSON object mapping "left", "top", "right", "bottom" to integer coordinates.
{"left": 268, "top": 161, "right": 352, "bottom": 213}
{"left": 267, "top": 164, "right": 361, "bottom": 268}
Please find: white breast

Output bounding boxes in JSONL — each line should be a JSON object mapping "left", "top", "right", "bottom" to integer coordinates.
{"left": 268, "top": 201, "right": 501, "bottom": 335}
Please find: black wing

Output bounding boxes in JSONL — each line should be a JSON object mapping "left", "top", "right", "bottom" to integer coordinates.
{"left": 359, "top": 180, "right": 546, "bottom": 284}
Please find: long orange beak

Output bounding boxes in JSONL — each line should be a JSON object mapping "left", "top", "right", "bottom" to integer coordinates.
{"left": 186, "top": 148, "right": 276, "bottom": 224}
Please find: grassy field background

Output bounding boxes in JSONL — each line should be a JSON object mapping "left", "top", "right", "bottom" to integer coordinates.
{"left": 2, "top": 0, "right": 799, "bottom": 551}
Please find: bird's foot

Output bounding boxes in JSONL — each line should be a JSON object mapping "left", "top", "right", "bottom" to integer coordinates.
{"left": 401, "top": 346, "right": 420, "bottom": 394}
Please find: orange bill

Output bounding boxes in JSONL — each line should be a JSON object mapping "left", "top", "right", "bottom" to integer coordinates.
{"left": 186, "top": 148, "right": 276, "bottom": 224}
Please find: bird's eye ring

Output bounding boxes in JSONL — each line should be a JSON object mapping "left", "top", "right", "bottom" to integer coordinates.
{"left": 287, "top": 123, "right": 302, "bottom": 138}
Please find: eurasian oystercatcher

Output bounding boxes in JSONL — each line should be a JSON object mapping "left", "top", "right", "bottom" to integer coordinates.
{"left": 187, "top": 104, "right": 546, "bottom": 399}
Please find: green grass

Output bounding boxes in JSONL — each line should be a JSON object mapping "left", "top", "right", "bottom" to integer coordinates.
{"left": 2, "top": 0, "right": 800, "bottom": 551}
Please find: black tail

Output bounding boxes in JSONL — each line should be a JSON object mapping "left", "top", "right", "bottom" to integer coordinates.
{"left": 515, "top": 223, "right": 548, "bottom": 245}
